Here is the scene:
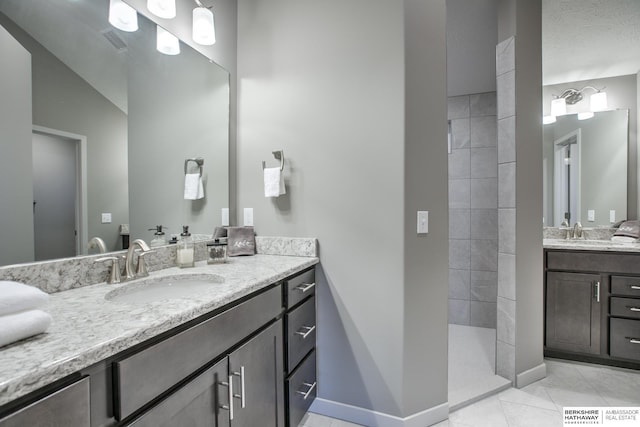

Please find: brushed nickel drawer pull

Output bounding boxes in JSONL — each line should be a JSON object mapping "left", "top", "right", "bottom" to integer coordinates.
{"left": 628, "top": 307, "right": 640, "bottom": 312}
{"left": 631, "top": 285, "right": 640, "bottom": 290}
{"left": 219, "top": 376, "right": 234, "bottom": 420}
{"left": 295, "top": 325, "right": 316, "bottom": 339}
{"left": 594, "top": 281, "right": 600, "bottom": 302}
{"left": 233, "top": 366, "right": 246, "bottom": 408}
{"left": 296, "top": 381, "right": 317, "bottom": 400}
{"left": 295, "top": 282, "right": 316, "bottom": 293}
{"left": 630, "top": 338, "right": 640, "bottom": 345}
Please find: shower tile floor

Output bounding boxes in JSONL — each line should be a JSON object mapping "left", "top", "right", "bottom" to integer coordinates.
{"left": 448, "top": 324, "right": 511, "bottom": 410}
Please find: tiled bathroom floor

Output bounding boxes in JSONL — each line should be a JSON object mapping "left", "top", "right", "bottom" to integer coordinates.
{"left": 301, "top": 358, "right": 640, "bottom": 427}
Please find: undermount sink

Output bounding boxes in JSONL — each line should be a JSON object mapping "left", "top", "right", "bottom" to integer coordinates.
{"left": 105, "top": 273, "right": 225, "bottom": 304}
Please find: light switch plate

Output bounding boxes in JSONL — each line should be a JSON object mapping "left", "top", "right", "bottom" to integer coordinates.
{"left": 610, "top": 210, "right": 616, "bottom": 223}
{"left": 417, "top": 211, "right": 428, "bottom": 234}
{"left": 243, "top": 208, "right": 254, "bottom": 226}
{"left": 101, "top": 213, "right": 112, "bottom": 224}
{"left": 221, "top": 208, "right": 230, "bottom": 226}
{"left": 587, "top": 210, "right": 595, "bottom": 222}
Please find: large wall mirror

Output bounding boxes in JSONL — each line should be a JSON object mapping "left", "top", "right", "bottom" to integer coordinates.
{"left": 0, "top": 0, "right": 229, "bottom": 266}
{"left": 542, "top": 110, "right": 629, "bottom": 227}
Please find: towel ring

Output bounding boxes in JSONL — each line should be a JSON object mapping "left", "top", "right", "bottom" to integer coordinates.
{"left": 184, "top": 157, "right": 204, "bottom": 176}
{"left": 262, "top": 150, "right": 284, "bottom": 171}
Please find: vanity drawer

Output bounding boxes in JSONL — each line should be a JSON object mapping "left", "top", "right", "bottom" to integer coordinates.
{"left": 286, "top": 268, "right": 316, "bottom": 309}
{"left": 114, "top": 285, "right": 282, "bottom": 421}
{"left": 287, "top": 296, "right": 316, "bottom": 372}
{"left": 546, "top": 251, "right": 640, "bottom": 275}
{"left": 611, "top": 297, "right": 640, "bottom": 320}
{"left": 610, "top": 318, "right": 640, "bottom": 362}
{"left": 287, "top": 350, "right": 317, "bottom": 427}
{"left": 611, "top": 276, "right": 640, "bottom": 297}
{"left": 0, "top": 377, "right": 90, "bottom": 427}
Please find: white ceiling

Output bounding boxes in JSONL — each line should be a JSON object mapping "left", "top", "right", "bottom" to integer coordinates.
{"left": 543, "top": 0, "right": 640, "bottom": 85}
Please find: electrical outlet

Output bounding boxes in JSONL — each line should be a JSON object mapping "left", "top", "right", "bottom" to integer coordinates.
{"left": 417, "top": 211, "right": 428, "bottom": 234}
{"left": 587, "top": 210, "right": 595, "bottom": 222}
{"left": 101, "top": 213, "right": 112, "bottom": 224}
{"left": 243, "top": 208, "right": 254, "bottom": 226}
{"left": 610, "top": 210, "right": 616, "bottom": 223}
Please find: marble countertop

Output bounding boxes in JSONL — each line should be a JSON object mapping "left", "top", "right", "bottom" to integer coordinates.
{"left": 0, "top": 254, "right": 318, "bottom": 406}
{"left": 543, "top": 238, "right": 640, "bottom": 253}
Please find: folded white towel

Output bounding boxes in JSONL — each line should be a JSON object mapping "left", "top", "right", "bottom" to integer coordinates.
{"left": 0, "top": 281, "right": 49, "bottom": 316}
{"left": 0, "top": 309, "right": 52, "bottom": 348}
{"left": 264, "top": 167, "right": 285, "bottom": 198}
{"left": 184, "top": 173, "right": 204, "bottom": 200}
{"left": 611, "top": 235, "right": 638, "bottom": 244}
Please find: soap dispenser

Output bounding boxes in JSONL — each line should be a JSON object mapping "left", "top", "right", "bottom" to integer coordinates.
{"left": 177, "top": 225, "right": 195, "bottom": 268}
{"left": 148, "top": 225, "right": 167, "bottom": 247}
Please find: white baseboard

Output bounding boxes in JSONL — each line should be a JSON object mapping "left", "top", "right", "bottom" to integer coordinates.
{"left": 309, "top": 398, "right": 449, "bottom": 427}
{"left": 516, "top": 362, "right": 547, "bottom": 388}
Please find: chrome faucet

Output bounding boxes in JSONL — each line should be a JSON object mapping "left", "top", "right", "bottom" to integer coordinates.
{"left": 88, "top": 236, "right": 107, "bottom": 254}
{"left": 572, "top": 222, "right": 583, "bottom": 239}
{"left": 125, "top": 239, "right": 153, "bottom": 280}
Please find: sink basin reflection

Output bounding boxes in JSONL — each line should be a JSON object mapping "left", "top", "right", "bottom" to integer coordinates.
{"left": 105, "top": 274, "right": 224, "bottom": 304}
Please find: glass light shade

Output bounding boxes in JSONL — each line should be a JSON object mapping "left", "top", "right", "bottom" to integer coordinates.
{"left": 543, "top": 115, "right": 556, "bottom": 125}
{"left": 156, "top": 26, "right": 180, "bottom": 55}
{"left": 192, "top": 7, "right": 216, "bottom": 45}
{"left": 147, "top": 0, "right": 176, "bottom": 19}
{"left": 590, "top": 91, "right": 607, "bottom": 112}
{"left": 550, "top": 98, "right": 567, "bottom": 117}
{"left": 109, "top": 0, "right": 138, "bottom": 32}
{"left": 577, "top": 111, "right": 594, "bottom": 121}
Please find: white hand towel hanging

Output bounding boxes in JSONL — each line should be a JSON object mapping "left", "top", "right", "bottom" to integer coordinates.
{"left": 184, "top": 173, "right": 204, "bottom": 200}
{"left": 264, "top": 167, "right": 285, "bottom": 197}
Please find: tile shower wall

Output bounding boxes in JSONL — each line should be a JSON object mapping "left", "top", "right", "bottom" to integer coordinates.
{"left": 448, "top": 92, "right": 498, "bottom": 328}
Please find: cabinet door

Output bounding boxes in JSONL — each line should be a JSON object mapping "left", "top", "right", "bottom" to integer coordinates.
{"left": 546, "top": 272, "right": 601, "bottom": 354}
{"left": 229, "top": 321, "right": 284, "bottom": 427}
{"left": 128, "top": 358, "right": 230, "bottom": 427}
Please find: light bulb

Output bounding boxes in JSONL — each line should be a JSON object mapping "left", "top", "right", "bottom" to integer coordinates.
{"left": 590, "top": 92, "right": 607, "bottom": 112}
{"left": 109, "top": 0, "right": 138, "bottom": 32}
{"left": 147, "top": 0, "right": 176, "bottom": 19}
{"left": 157, "top": 26, "right": 180, "bottom": 55}
{"left": 192, "top": 7, "right": 216, "bottom": 45}
{"left": 550, "top": 98, "right": 567, "bottom": 117}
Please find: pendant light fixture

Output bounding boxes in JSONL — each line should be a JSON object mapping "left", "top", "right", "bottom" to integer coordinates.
{"left": 109, "top": 0, "right": 139, "bottom": 32}
{"left": 157, "top": 25, "right": 180, "bottom": 55}
{"left": 192, "top": 0, "right": 216, "bottom": 45}
{"left": 147, "top": 0, "right": 176, "bottom": 19}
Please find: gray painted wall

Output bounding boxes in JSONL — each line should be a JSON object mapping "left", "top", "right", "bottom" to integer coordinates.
{"left": 512, "top": 0, "right": 544, "bottom": 380}
{"left": 0, "top": 25, "right": 34, "bottom": 265}
{"left": 403, "top": 0, "right": 449, "bottom": 415}
{"left": 127, "top": 16, "right": 229, "bottom": 241}
{"left": 237, "top": 0, "right": 448, "bottom": 421}
{"left": 447, "top": 0, "right": 498, "bottom": 97}
{"left": 543, "top": 74, "right": 638, "bottom": 220}
{"left": 0, "top": 13, "right": 129, "bottom": 253}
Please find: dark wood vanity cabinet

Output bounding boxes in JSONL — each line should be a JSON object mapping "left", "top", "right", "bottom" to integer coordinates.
{"left": 545, "top": 271, "right": 601, "bottom": 355}
{"left": 0, "top": 266, "right": 317, "bottom": 427}
{"left": 284, "top": 268, "right": 317, "bottom": 427}
{"left": 544, "top": 249, "right": 640, "bottom": 368}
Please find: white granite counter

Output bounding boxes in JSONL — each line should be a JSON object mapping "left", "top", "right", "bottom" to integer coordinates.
{"left": 543, "top": 238, "right": 640, "bottom": 253}
{"left": 0, "top": 254, "right": 318, "bottom": 406}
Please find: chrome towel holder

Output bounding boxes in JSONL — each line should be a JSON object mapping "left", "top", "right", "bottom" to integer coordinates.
{"left": 262, "top": 150, "right": 284, "bottom": 171}
{"left": 184, "top": 157, "right": 204, "bottom": 176}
